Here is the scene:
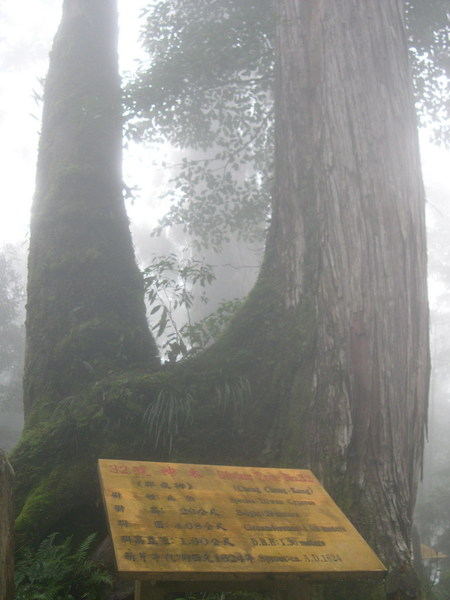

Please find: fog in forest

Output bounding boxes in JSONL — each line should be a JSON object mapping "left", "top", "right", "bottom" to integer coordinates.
{"left": 0, "top": 1, "right": 449, "bottom": 597}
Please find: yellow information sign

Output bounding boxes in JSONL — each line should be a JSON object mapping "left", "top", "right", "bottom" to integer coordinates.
{"left": 98, "top": 459, "right": 385, "bottom": 580}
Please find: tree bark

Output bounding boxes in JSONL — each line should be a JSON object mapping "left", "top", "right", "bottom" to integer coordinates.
{"left": 262, "top": 0, "right": 429, "bottom": 592}
{"left": 23, "top": 0, "right": 159, "bottom": 423}
{"left": 0, "top": 450, "right": 14, "bottom": 600}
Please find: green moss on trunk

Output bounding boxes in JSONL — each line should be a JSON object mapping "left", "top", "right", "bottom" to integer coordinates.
{"left": 23, "top": 0, "right": 159, "bottom": 424}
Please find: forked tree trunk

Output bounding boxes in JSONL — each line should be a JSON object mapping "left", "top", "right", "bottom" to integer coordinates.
{"left": 261, "top": 0, "right": 429, "bottom": 593}
{"left": 13, "top": 3, "right": 429, "bottom": 598}
{"left": 23, "top": 0, "right": 158, "bottom": 423}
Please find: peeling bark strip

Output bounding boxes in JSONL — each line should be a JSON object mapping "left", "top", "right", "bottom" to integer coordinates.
{"left": 271, "top": 0, "right": 429, "bottom": 570}
{"left": 0, "top": 450, "right": 14, "bottom": 600}
{"left": 24, "top": 0, "right": 158, "bottom": 422}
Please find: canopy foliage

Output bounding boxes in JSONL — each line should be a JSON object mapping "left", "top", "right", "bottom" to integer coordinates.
{"left": 124, "top": 0, "right": 449, "bottom": 251}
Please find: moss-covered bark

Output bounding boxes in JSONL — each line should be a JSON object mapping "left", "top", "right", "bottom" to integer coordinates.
{"left": 23, "top": 0, "right": 159, "bottom": 425}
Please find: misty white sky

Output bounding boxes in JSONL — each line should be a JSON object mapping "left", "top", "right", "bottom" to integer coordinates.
{"left": 0, "top": 0, "right": 448, "bottom": 264}
{"left": 0, "top": 0, "right": 164, "bottom": 249}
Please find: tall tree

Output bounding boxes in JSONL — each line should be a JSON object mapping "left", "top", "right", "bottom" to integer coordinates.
{"left": 0, "top": 248, "right": 23, "bottom": 380}
{"left": 268, "top": 0, "right": 429, "bottom": 578}
{"left": 23, "top": 0, "right": 159, "bottom": 424}
{"left": 12, "top": 2, "right": 429, "bottom": 599}
{"left": 0, "top": 246, "right": 24, "bottom": 451}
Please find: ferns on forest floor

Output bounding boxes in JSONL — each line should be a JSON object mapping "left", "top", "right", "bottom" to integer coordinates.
{"left": 14, "top": 532, "right": 112, "bottom": 600}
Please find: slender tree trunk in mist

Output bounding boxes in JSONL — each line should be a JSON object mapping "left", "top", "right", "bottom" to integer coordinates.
{"left": 255, "top": 0, "right": 428, "bottom": 595}
{"left": 23, "top": 0, "right": 158, "bottom": 423}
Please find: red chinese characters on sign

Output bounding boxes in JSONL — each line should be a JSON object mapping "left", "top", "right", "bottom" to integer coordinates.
{"left": 189, "top": 469, "right": 203, "bottom": 478}
{"left": 161, "top": 466, "right": 177, "bottom": 476}
{"left": 109, "top": 464, "right": 149, "bottom": 476}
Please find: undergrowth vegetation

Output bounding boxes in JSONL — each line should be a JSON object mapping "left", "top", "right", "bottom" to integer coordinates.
{"left": 14, "top": 533, "right": 112, "bottom": 600}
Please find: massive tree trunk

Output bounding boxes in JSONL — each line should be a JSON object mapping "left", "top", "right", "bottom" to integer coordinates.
{"left": 156, "top": 1, "right": 430, "bottom": 592}
{"left": 23, "top": 0, "right": 159, "bottom": 424}
{"left": 13, "top": 1, "right": 428, "bottom": 598}
{"left": 260, "top": 0, "right": 429, "bottom": 594}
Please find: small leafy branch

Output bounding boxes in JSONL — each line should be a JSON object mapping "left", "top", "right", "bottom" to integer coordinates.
{"left": 181, "top": 297, "right": 244, "bottom": 354}
{"left": 143, "top": 253, "right": 243, "bottom": 362}
{"left": 152, "top": 112, "right": 273, "bottom": 252}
